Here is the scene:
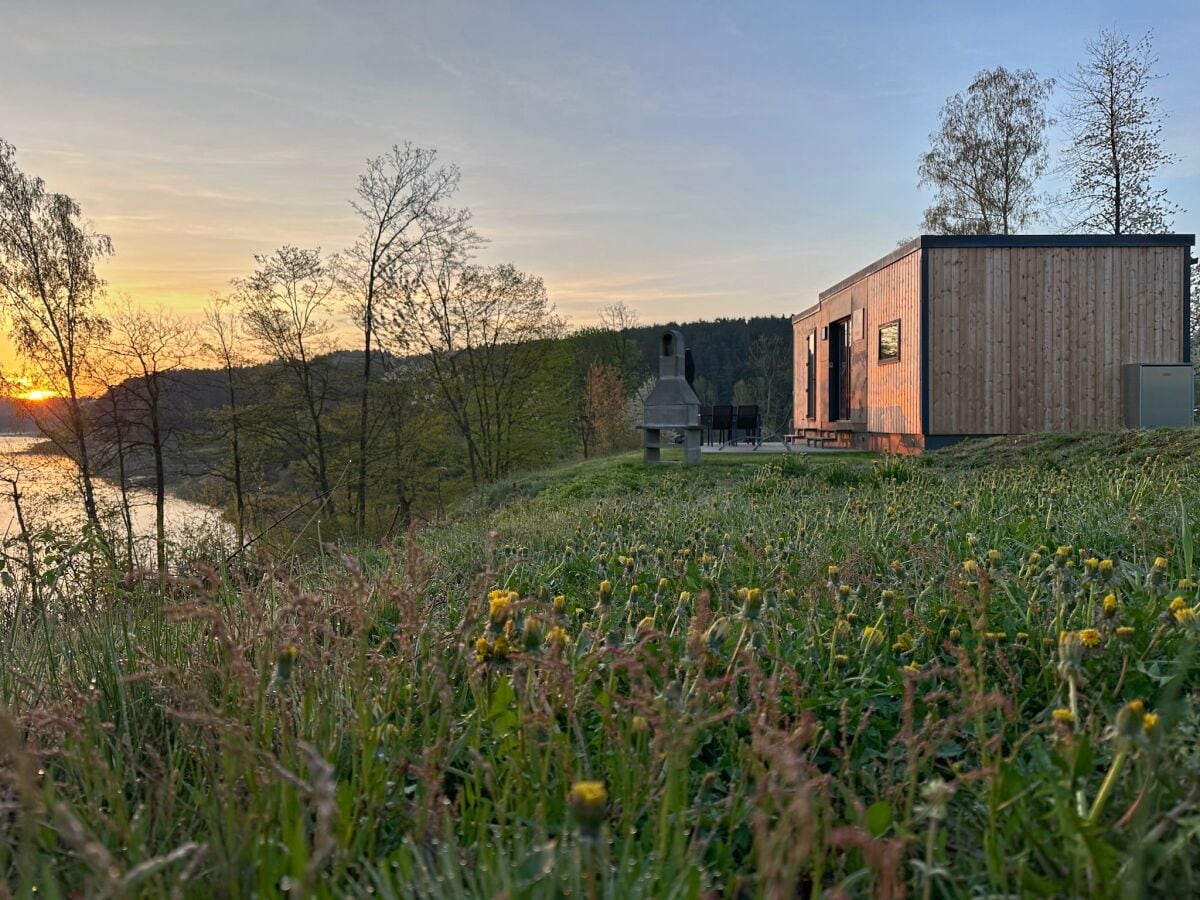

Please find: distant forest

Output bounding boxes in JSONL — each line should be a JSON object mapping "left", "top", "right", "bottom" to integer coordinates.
{"left": 7, "top": 314, "right": 793, "bottom": 534}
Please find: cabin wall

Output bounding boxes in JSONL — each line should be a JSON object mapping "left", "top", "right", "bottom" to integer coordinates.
{"left": 792, "top": 248, "right": 923, "bottom": 444}
{"left": 927, "top": 246, "right": 1188, "bottom": 434}
{"left": 865, "top": 250, "right": 922, "bottom": 435}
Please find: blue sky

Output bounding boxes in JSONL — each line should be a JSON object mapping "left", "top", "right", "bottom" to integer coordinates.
{"left": 1, "top": 0, "right": 1197, "bottom": 337}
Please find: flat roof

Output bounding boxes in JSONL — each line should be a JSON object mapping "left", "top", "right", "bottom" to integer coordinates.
{"left": 807, "top": 233, "right": 1196, "bottom": 306}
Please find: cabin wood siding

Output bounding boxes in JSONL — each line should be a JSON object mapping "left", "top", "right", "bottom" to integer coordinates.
{"left": 865, "top": 250, "right": 922, "bottom": 435}
{"left": 792, "top": 248, "right": 922, "bottom": 440}
{"left": 927, "top": 245, "right": 1188, "bottom": 434}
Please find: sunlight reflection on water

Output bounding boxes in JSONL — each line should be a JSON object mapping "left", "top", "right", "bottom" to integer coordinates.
{"left": 0, "top": 434, "right": 231, "bottom": 557}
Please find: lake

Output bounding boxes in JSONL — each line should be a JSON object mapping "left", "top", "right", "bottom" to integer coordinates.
{"left": 0, "top": 434, "right": 231, "bottom": 560}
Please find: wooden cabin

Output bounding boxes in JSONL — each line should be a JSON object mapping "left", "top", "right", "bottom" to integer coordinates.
{"left": 791, "top": 234, "right": 1196, "bottom": 453}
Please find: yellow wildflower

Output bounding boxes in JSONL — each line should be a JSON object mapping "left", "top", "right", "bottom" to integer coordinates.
{"left": 1051, "top": 707, "right": 1075, "bottom": 724}
{"left": 1142, "top": 712, "right": 1160, "bottom": 732}
{"left": 598, "top": 579, "right": 612, "bottom": 601}
{"left": 962, "top": 559, "right": 978, "bottom": 576}
{"left": 553, "top": 594, "right": 566, "bottom": 612}
{"left": 1169, "top": 596, "right": 1188, "bottom": 612}
{"left": 546, "top": 626, "right": 570, "bottom": 653}
{"left": 631, "top": 715, "right": 649, "bottom": 735}
{"left": 1116, "top": 626, "right": 1135, "bottom": 641}
{"left": 488, "top": 591, "right": 512, "bottom": 627}
{"left": 567, "top": 781, "right": 608, "bottom": 833}
{"left": 1102, "top": 594, "right": 1118, "bottom": 617}
{"left": 1079, "top": 628, "right": 1102, "bottom": 648}
{"left": 862, "top": 626, "right": 884, "bottom": 649}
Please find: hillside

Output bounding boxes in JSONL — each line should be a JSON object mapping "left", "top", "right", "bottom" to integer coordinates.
{"left": 4, "top": 436, "right": 1200, "bottom": 896}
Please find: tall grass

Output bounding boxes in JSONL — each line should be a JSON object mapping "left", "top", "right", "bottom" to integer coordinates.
{"left": 2, "top": 448, "right": 1199, "bottom": 897}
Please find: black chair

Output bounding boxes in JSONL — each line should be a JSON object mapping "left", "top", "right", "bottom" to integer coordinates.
{"left": 710, "top": 405, "right": 733, "bottom": 445}
{"left": 699, "top": 406, "right": 713, "bottom": 444}
{"left": 735, "top": 405, "right": 761, "bottom": 445}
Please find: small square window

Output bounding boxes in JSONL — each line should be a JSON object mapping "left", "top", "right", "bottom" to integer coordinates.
{"left": 878, "top": 320, "right": 901, "bottom": 362}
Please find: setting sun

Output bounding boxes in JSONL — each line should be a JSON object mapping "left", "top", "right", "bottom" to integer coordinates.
{"left": 18, "top": 389, "right": 56, "bottom": 402}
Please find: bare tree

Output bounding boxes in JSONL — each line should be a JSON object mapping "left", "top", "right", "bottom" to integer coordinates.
{"left": 0, "top": 138, "right": 112, "bottom": 548}
{"left": 201, "top": 296, "right": 250, "bottom": 550}
{"left": 919, "top": 67, "right": 1055, "bottom": 234}
{"left": 104, "top": 300, "right": 196, "bottom": 571}
{"left": 386, "top": 240, "right": 565, "bottom": 482}
{"left": 236, "top": 246, "right": 342, "bottom": 520}
{"left": 576, "top": 361, "right": 629, "bottom": 459}
{"left": 347, "top": 144, "right": 472, "bottom": 534}
{"left": 1060, "top": 29, "right": 1180, "bottom": 234}
{"left": 598, "top": 301, "right": 640, "bottom": 379}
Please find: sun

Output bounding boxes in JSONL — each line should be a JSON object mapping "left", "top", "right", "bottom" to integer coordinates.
{"left": 17, "top": 389, "right": 56, "bottom": 402}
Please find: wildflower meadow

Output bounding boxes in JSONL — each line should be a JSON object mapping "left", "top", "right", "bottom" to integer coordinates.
{"left": 3, "top": 435, "right": 1200, "bottom": 897}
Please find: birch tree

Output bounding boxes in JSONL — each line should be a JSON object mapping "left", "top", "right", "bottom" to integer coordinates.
{"left": 919, "top": 67, "right": 1055, "bottom": 234}
{"left": 0, "top": 138, "right": 111, "bottom": 546}
{"left": 385, "top": 240, "right": 564, "bottom": 482}
{"left": 237, "top": 246, "right": 342, "bottom": 520}
{"left": 1060, "top": 29, "right": 1180, "bottom": 234}
{"left": 348, "top": 144, "right": 472, "bottom": 533}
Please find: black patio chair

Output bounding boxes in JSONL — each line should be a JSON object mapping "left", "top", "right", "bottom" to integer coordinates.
{"left": 735, "top": 405, "right": 761, "bottom": 445}
{"left": 699, "top": 406, "right": 713, "bottom": 444}
{"left": 710, "top": 405, "right": 733, "bottom": 445}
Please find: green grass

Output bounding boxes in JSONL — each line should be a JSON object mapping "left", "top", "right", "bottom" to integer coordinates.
{"left": 2, "top": 436, "right": 1200, "bottom": 897}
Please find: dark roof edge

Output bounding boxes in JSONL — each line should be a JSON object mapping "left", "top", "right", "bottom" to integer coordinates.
{"left": 816, "top": 233, "right": 1196, "bottom": 301}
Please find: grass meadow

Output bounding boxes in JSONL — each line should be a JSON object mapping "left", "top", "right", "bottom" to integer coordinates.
{"left": 3, "top": 431, "right": 1200, "bottom": 897}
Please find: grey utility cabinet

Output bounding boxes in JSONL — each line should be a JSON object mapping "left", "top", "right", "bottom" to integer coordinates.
{"left": 1122, "top": 364, "right": 1195, "bottom": 428}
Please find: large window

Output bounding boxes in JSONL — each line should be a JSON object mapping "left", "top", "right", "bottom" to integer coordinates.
{"left": 805, "top": 330, "right": 816, "bottom": 419}
{"left": 878, "top": 319, "right": 901, "bottom": 363}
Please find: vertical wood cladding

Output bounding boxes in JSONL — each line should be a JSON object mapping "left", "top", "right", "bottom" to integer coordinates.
{"left": 927, "top": 245, "right": 1187, "bottom": 434}
{"left": 792, "top": 248, "right": 922, "bottom": 437}
{"left": 865, "top": 250, "right": 921, "bottom": 435}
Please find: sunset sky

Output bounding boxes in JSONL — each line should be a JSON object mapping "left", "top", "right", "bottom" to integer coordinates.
{"left": 1, "top": 0, "right": 1198, "bottom": 371}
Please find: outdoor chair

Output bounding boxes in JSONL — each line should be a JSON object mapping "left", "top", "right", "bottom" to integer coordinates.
{"left": 710, "top": 405, "right": 733, "bottom": 445}
{"left": 734, "top": 405, "right": 761, "bottom": 445}
{"left": 699, "top": 406, "right": 713, "bottom": 444}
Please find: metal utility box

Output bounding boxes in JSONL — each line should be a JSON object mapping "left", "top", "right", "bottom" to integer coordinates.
{"left": 1123, "top": 364, "right": 1195, "bottom": 428}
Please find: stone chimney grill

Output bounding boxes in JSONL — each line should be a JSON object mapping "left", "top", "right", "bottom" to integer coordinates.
{"left": 642, "top": 329, "right": 702, "bottom": 464}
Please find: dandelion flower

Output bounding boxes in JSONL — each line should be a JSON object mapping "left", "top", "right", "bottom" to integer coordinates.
{"left": 546, "top": 626, "right": 570, "bottom": 655}
{"left": 568, "top": 781, "right": 608, "bottom": 835}
{"left": 1116, "top": 626, "right": 1135, "bottom": 642}
{"left": 1079, "top": 628, "right": 1102, "bottom": 648}
{"left": 553, "top": 594, "right": 566, "bottom": 612}
{"left": 598, "top": 579, "right": 613, "bottom": 602}
{"left": 1102, "top": 594, "right": 1118, "bottom": 617}
{"left": 522, "top": 617, "right": 543, "bottom": 649}
{"left": 488, "top": 591, "right": 512, "bottom": 627}
{"left": 1052, "top": 707, "right": 1075, "bottom": 724}
{"left": 475, "top": 637, "right": 492, "bottom": 663}
{"left": 862, "top": 626, "right": 884, "bottom": 649}
{"left": 1142, "top": 712, "right": 1160, "bottom": 732}
{"left": 631, "top": 715, "right": 649, "bottom": 735}
{"left": 1169, "top": 596, "right": 1188, "bottom": 613}
{"left": 962, "top": 559, "right": 978, "bottom": 576}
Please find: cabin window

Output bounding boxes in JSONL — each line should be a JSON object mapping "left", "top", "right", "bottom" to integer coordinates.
{"left": 805, "top": 331, "right": 816, "bottom": 419}
{"left": 878, "top": 320, "right": 901, "bottom": 363}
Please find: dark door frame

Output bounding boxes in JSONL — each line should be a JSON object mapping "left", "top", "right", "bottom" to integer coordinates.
{"left": 828, "top": 316, "right": 851, "bottom": 421}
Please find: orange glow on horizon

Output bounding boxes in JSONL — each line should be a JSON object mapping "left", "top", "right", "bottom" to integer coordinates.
{"left": 18, "top": 389, "right": 57, "bottom": 402}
